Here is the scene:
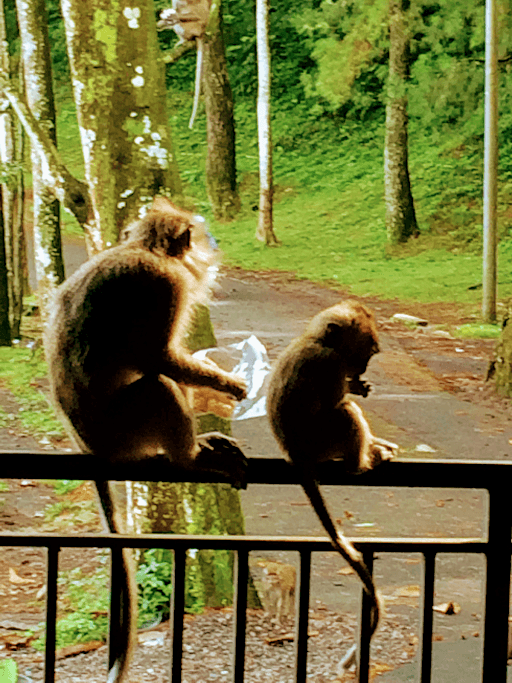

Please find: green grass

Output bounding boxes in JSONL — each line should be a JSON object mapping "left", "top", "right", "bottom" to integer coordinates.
{"left": 0, "top": 347, "right": 65, "bottom": 439}
{"left": 455, "top": 323, "right": 502, "bottom": 339}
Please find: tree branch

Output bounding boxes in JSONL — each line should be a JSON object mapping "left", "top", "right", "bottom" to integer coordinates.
{"left": 162, "top": 39, "right": 195, "bottom": 64}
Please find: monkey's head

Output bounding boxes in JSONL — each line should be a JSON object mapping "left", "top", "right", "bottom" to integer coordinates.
{"left": 120, "top": 197, "right": 207, "bottom": 259}
{"left": 307, "top": 301, "right": 380, "bottom": 375}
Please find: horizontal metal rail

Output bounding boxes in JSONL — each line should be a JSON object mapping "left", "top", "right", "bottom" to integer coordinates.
{"left": 1, "top": 456, "right": 510, "bottom": 683}
{"left": 1, "top": 451, "right": 512, "bottom": 487}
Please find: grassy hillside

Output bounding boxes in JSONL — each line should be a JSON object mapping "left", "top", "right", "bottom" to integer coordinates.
{"left": 55, "top": 92, "right": 512, "bottom": 309}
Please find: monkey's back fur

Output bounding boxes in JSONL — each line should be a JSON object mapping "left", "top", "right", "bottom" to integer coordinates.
{"left": 45, "top": 205, "right": 214, "bottom": 460}
{"left": 267, "top": 300, "right": 380, "bottom": 472}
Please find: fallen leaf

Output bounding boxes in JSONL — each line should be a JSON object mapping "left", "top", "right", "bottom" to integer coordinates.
{"left": 433, "top": 601, "right": 461, "bottom": 615}
{"left": 370, "top": 662, "right": 394, "bottom": 678}
{"left": 396, "top": 585, "right": 421, "bottom": 598}
{"left": 472, "top": 631, "right": 480, "bottom": 638}
{"left": 432, "top": 634, "right": 444, "bottom": 642}
{"left": 9, "top": 568, "right": 34, "bottom": 585}
{"left": 1, "top": 632, "right": 37, "bottom": 650}
{"left": 338, "top": 566, "right": 355, "bottom": 576}
{"left": 265, "top": 630, "right": 319, "bottom": 645}
{"left": 344, "top": 510, "right": 354, "bottom": 520}
{"left": 436, "top": 500, "right": 445, "bottom": 508}
{"left": 56, "top": 640, "right": 104, "bottom": 659}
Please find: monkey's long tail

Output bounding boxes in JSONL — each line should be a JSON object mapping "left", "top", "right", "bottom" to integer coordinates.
{"left": 189, "top": 38, "right": 204, "bottom": 129}
{"left": 96, "top": 480, "right": 138, "bottom": 683}
{"left": 301, "top": 477, "right": 380, "bottom": 637}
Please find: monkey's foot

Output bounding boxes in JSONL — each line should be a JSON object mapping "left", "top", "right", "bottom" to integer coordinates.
{"left": 370, "top": 438, "right": 398, "bottom": 466}
{"left": 195, "top": 432, "right": 248, "bottom": 489}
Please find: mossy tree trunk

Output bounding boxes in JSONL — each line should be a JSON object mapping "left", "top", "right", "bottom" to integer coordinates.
{"left": 15, "top": 0, "right": 63, "bottom": 317}
{"left": 203, "top": 2, "right": 240, "bottom": 221}
{"left": 384, "top": 0, "right": 418, "bottom": 245}
{"left": 61, "top": 0, "right": 182, "bottom": 250}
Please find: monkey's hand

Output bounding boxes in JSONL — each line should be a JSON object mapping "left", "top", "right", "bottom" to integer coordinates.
{"left": 348, "top": 376, "right": 372, "bottom": 397}
{"left": 229, "top": 378, "right": 248, "bottom": 402}
{"left": 194, "top": 432, "right": 248, "bottom": 489}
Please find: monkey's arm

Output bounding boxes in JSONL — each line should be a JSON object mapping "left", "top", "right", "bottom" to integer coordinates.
{"left": 161, "top": 349, "right": 247, "bottom": 400}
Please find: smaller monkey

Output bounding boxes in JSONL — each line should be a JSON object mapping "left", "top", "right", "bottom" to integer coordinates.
{"left": 266, "top": 300, "right": 398, "bottom": 639}
{"left": 257, "top": 559, "right": 296, "bottom": 623}
{"left": 158, "top": 1, "right": 211, "bottom": 129}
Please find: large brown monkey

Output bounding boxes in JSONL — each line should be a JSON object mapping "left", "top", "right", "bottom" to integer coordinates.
{"left": 266, "top": 300, "right": 397, "bottom": 638}
{"left": 44, "top": 198, "right": 247, "bottom": 682}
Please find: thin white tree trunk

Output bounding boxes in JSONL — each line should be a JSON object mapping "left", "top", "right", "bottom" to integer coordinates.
{"left": 255, "top": 0, "right": 278, "bottom": 245}
{"left": 482, "top": 0, "right": 498, "bottom": 323}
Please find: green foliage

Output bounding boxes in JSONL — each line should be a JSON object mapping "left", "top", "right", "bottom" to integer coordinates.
{"left": 456, "top": 323, "right": 502, "bottom": 339}
{"left": 0, "top": 480, "right": 9, "bottom": 493}
{"left": 33, "top": 564, "right": 110, "bottom": 650}
{"left": 0, "top": 346, "right": 65, "bottom": 439}
{"left": 0, "top": 659, "right": 17, "bottom": 683}
{"left": 293, "top": 0, "right": 388, "bottom": 113}
{"left": 46, "top": 480, "right": 84, "bottom": 496}
{"left": 137, "top": 548, "right": 173, "bottom": 625}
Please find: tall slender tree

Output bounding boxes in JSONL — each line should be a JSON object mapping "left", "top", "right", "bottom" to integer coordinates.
{"left": 255, "top": 0, "right": 279, "bottom": 245}
{"left": 0, "top": 0, "right": 25, "bottom": 336}
{"left": 203, "top": 1, "right": 240, "bottom": 220}
{"left": 16, "top": 0, "right": 64, "bottom": 314}
{"left": 384, "top": 0, "right": 418, "bottom": 245}
{"left": 0, "top": 188, "right": 10, "bottom": 345}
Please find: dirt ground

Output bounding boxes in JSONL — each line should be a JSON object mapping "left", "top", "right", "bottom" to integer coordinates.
{"left": 0, "top": 266, "right": 510, "bottom": 680}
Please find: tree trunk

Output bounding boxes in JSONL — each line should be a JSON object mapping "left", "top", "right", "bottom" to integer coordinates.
{"left": 0, "top": 0, "right": 23, "bottom": 337}
{"left": 60, "top": 0, "right": 182, "bottom": 248}
{"left": 11, "top": 84, "right": 26, "bottom": 339}
{"left": 384, "top": 0, "right": 418, "bottom": 245}
{"left": 203, "top": 2, "right": 240, "bottom": 221}
{"left": 494, "top": 299, "right": 512, "bottom": 397}
{"left": 255, "top": 0, "right": 278, "bottom": 245}
{"left": 0, "top": 188, "right": 11, "bottom": 345}
{"left": 16, "top": 0, "right": 64, "bottom": 316}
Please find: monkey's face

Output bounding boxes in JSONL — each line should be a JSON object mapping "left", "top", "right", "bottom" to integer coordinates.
{"left": 310, "top": 301, "right": 380, "bottom": 375}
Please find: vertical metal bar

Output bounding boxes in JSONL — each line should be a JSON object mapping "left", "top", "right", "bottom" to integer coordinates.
{"left": 483, "top": 486, "right": 512, "bottom": 683}
{"left": 170, "top": 548, "right": 186, "bottom": 683}
{"left": 357, "top": 551, "right": 374, "bottom": 683}
{"left": 295, "top": 551, "right": 311, "bottom": 683}
{"left": 108, "top": 546, "right": 124, "bottom": 670}
{"left": 232, "top": 549, "right": 249, "bottom": 683}
{"left": 44, "top": 545, "right": 59, "bottom": 683}
{"left": 419, "top": 552, "right": 435, "bottom": 683}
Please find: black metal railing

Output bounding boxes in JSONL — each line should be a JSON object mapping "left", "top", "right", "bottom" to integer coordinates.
{"left": 1, "top": 454, "right": 511, "bottom": 683}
